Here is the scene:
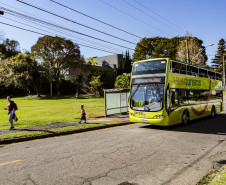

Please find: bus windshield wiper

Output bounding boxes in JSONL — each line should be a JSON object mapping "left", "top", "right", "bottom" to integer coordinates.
{"left": 131, "top": 85, "right": 140, "bottom": 99}
{"left": 155, "top": 84, "right": 163, "bottom": 101}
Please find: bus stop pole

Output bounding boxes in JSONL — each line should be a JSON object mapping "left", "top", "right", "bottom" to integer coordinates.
{"left": 104, "top": 90, "right": 107, "bottom": 117}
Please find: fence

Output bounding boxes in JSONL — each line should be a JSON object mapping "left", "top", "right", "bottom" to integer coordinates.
{"left": 104, "top": 89, "right": 130, "bottom": 117}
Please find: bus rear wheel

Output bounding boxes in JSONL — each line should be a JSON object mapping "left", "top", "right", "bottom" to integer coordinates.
{"left": 211, "top": 106, "right": 215, "bottom": 118}
{"left": 182, "top": 110, "right": 189, "bottom": 124}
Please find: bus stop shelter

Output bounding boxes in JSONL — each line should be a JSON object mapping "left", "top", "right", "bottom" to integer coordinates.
{"left": 104, "top": 89, "right": 130, "bottom": 117}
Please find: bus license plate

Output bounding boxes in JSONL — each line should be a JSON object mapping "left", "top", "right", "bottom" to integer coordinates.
{"left": 141, "top": 119, "right": 148, "bottom": 123}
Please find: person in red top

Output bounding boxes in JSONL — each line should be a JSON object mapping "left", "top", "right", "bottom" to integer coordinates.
{"left": 79, "top": 105, "right": 86, "bottom": 124}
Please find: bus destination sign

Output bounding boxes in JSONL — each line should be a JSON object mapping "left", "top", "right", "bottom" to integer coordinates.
{"left": 132, "top": 77, "right": 163, "bottom": 84}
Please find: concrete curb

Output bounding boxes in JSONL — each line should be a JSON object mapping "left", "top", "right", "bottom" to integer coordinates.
{"left": 0, "top": 122, "right": 132, "bottom": 145}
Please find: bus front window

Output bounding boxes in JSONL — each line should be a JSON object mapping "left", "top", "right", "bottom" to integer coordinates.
{"left": 131, "top": 84, "right": 164, "bottom": 112}
{"left": 132, "top": 60, "right": 166, "bottom": 75}
{"left": 131, "top": 85, "right": 146, "bottom": 111}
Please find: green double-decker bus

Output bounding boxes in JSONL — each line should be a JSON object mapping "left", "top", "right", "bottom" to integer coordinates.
{"left": 129, "top": 58, "right": 223, "bottom": 126}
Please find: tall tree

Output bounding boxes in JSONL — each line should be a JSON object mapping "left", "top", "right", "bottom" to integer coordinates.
{"left": 0, "top": 38, "right": 20, "bottom": 60}
{"left": 89, "top": 75, "right": 103, "bottom": 96}
{"left": 176, "top": 36, "right": 207, "bottom": 66}
{"left": 11, "top": 52, "right": 41, "bottom": 96}
{"left": 132, "top": 36, "right": 207, "bottom": 66}
{"left": 0, "top": 57, "right": 11, "bottom": 86}
{"left": 31, "top": 36, "right": 81, "bottom": 96}
{"left": 117, "top": 54, "right": 124, "bottom": 75}
{"left": 211, "top": 39, "right": 226, "bottom": 72}
{"left": 132, "top": 37, "right": 180, "bottom": 62}
{"left": 86, "top": 57, "right": 97, "bottom": 65}
{"left": 0, "top": 52, "right": 41, "bottom": 96}
{"left": 124, "top": 50, "right": 132, "bottom": 73}
{"left": 117, "top": 51, "right": 132, "bottom": 75}
{"left": 115, "top": 73, "right": 131, "bottom": 88}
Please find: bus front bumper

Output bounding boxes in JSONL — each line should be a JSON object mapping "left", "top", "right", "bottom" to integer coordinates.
{"left": 129, "top": 115, "right": 169, "bottom": 126}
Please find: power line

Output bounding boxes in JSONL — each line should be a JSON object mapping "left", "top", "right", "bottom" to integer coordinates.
{"left": 0, "top": 4, "right": 124, "bottom": 52}
{"left": 3, "top": 16, "right": 122, "bottom": 53}
{"left": 49, "top": 0, "right": 142, "bottom": 39}
{"left": 15, "top": 0, "right": 137, "bottom": 45}
{"left": 1, "top": 6, "right": 135, "bottom": 51}
{"left": 132, "top": 0, "right": 186, "bottom": 33}
{"left": 121, "top": 0, "right": 182, "bottom": 35}
{"left": 0, "top": 21, "right": 121, "bottom": 54}
{"left": 4, "top": 14, "right": 123, "bottom": 53}
{"left": 99, "top": 0, "right": 172, "bottom": 37}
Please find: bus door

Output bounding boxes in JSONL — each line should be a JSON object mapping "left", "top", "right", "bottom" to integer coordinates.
{"left": 169, "top": 89, "right": 181, "bottom": 125}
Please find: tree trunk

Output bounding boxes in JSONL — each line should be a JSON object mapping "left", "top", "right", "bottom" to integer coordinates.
{"left": 50, "top": 80, "right": 53, "bottom": 97}
{"left": 56, "top": 79, "right": 60, "bottom": 96}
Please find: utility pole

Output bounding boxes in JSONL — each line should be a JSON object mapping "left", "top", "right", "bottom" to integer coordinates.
{"left": 186, "top": 38, "right": 190, "bottom": 64}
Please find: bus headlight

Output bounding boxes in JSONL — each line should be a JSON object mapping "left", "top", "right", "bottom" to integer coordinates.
{"left": 154, "top": 115, "right": 164, "bottom": 119}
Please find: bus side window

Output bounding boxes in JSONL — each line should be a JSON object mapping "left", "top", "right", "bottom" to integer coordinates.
{"left": 171, "top": 89, "right": 179, "bottom": 108}
{"left": 216, "top": 73, "right": 222, "bottom": 81}
{"left": 208, "top": 71, "right": 215, "bottom": 79}
{"left": 187, "top": 66, "right": 198, "bottom": 76}
{"left": 199, "top": 69, "right": 208, "bottom": 78}
{"left": 171, "top": 62, "right": 186, "bottom": 74}
{"left": 180, "top": 89, "right": 188, "bottom": 105}
{"left": 196, "top": 90, "right": 200, "bottom": 101}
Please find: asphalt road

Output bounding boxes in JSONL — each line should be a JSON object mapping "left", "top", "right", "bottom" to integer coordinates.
{"left": 0, "top": 114, "right": 226, "bottom": 185}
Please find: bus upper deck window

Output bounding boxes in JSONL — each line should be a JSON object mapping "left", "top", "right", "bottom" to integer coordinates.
{"left": 208, "top": 71, "right": 215, "bottom": 79}
{"left": 199, "top": 69, "right": 208, "bottom": 78}
{"left": 187, "top": 66, "right": 198, "bottom": 76}
{"left": 216, "top": 73, "right": 222, "bottom": 81}
{"left": 172, "top": 62, "right": 186, "bottom": 74}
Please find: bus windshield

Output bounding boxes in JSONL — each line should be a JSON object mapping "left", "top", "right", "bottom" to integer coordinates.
{"left": 130, "top": 84, "right": 164, "bottom": 111}
{"left": 132, "top": 60, "right": 166, "bottom": 75}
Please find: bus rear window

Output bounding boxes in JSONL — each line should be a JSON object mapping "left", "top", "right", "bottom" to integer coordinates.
{"left": 132, "top": 60, "right": 166, "bottom": 75}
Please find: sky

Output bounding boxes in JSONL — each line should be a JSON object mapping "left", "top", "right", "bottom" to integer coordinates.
{"left": 0, "top": 0, "right": 225, "bottom": 65}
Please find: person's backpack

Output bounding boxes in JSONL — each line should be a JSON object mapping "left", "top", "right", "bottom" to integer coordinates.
{"left": 14, "top": 103, "right": 18, "bottom": 110}
{"left": 11, "top": 101, "right": 18, "bottom": 110}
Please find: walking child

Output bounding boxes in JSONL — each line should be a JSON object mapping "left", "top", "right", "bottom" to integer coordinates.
{"left": 79, "top": 105, "right": 86, "bottom": 124}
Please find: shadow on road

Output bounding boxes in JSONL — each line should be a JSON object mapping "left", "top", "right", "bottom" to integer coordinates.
{"left": 140, "top": 113, "right": 226, "bottom": 135}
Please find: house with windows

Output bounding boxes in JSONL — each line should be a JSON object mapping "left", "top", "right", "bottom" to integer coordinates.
{"left": 64, "top": 54, "right": 122, "bottom": 79}
{"left": 93, "top": 54, "right": 122, "bottom": 70}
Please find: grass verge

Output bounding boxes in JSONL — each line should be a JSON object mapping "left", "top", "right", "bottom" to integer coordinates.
{"left": 197, "top": 168, "right": 226, "bottom": 185}
{"left": 0, "top": 121, "right": 121, "bottom": 141}
{"left": 209, "top": 168, "right": 226, "bottom": 185}
{"left": 0, "top": 96, "right": 105, "bottom": 130}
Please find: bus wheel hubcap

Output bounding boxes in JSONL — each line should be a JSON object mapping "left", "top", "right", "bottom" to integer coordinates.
{"left": 183, "top": 112, "right": 188, "bottom": 124}
{"left": 211, "top": 108, "right": 215, "bottom": 117}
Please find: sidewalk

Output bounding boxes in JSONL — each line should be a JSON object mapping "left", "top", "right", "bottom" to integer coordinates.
{"left": 0, "top": 116, "right": 131, "bottom": 144}
{"left": 0, "top": 117, "right": 130, "bottom": 135}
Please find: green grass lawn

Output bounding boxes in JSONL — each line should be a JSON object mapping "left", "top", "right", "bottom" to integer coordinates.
{"left": 0, "top": 95, "right": 105, "bottom": 130}
{"left": 209, "top": 169, "right": 226, "bottom": 185}
{"left": 197, "top": 168, "right": 226, "bottom": 185}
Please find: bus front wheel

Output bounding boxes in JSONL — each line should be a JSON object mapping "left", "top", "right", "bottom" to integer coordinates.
{"left": 182, "top": 110, "right": 189, "bottom": 124}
